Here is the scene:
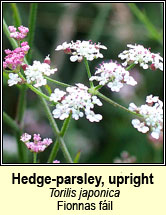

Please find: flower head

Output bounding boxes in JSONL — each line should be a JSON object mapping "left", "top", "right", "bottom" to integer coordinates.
{"left": 20, "top": 133, "right": 52, "bottom": 153}
{"left": 50, "top": 83, "right": 103, "bottom": 122}
{"left": 24, "top": 59, "right": 57, "bottom": 87}
{"left": 55, "top": 40, "right": 107, "bottom": 62}
{"left": 8, "top": 73, "right": 22, "bottom": 86}
{"left": 90, "top": 61, "right": 137, "bottom": 92}
{"left": 3, "top": 42, "right": 30, "bottom": 70}
{"left": 118, "top": 44, "right": 163, "bottom": 71}
{"left": 9, "top": 25, "right": 29, "bottom": 40}
{"left": 129, "top": 95, "right": 163, "bottom": 139}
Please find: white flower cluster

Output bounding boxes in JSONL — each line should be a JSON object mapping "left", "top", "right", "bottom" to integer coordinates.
{"left": 24, "top": 60, "right": 57, "bottom": 87}
{"left": 129, "top": 95, "right": 163, "bottom": 139}
{"left": 113, "top": 151, "right": 136, "bottom": 163}
{"left": 118, "top": 44, "right": 163, "bottom": 71}
{"left": 90, "top": 61, "right": 137, "bottom": 92}
{"left": 50, "top": 83, "right": 103, "bottom": 122}
{"left": 55, "top": 40, "right": 107, "bottom": 62}
{"left": 8, "top": 73, "right": 22, "bottom": 86}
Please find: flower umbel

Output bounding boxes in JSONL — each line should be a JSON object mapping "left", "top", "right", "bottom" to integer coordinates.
{"left": 55, "top": 40, "right": 107, "bottom": 62}
{"left": 20, "top": 133, "right": 53, "bottom": 153}
{"left": 118, "top": 44, "right": 163, "bottom": 71}
{"left": 24, "top": 59, "right": 57, "bottom": 87}
{"left": 50, "top": 83, "right": 103, "bottom": 122}
{"left": 129, "top": 95, "right": 163, "bottom": 139}
{"left": 8, "top": 25, "right": 29, "bottom": 40}
{"left": 3, "top": 42, "right": 30, "bottom": 70}
{"left": 90, "top": 61, "right": 137, "bottom": 92}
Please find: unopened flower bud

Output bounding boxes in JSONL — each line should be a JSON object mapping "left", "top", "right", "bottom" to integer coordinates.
{"left": 44, "top": 55, "right": 51, "bottom": 65}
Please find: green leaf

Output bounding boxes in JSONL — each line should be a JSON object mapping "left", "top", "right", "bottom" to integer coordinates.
{"left": 74, "top": 151, "right": 81, "bottom": 163}
{"left": 10, "top": 3, "right": 22, "bottom": 27}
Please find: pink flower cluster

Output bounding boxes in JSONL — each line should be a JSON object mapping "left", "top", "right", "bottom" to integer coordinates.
{"left": 8, "top": 25, "right": 29, "bottom": 40}
{"left": 20, "top": 133, "right": 53, "bottom": 153}
{"left": 3, "top": 42, "right": 30, "bottom": 70}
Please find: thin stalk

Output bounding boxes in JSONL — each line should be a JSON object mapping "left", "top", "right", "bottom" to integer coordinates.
{"left": 39, "top": 94, "right": 73, "bottom": 163}
{"left": 128, "top": 3, "right": 162, "bottom": 43}
{"left": 10, "top": 3, "right": 22, "bottom": 27}
{"left": 18, "top": 72, "right": 52, "bottom": 102}
{"left": 3, "top": 18, "right": 18, "bottom": 49}
{"left": 48, "top": 140, "right": 60, "bottom": 163}
{"left": 48, "top": 113, "right": 72, "bottom": 163}
{"left": 126, "top": 63, "right": 136, "bottom": 71}
{"left": 83, "top": 58, "right": 94, "bottom": 88}
{"left": 60, "top": 113, "right": 72, "bottom": 136}
{"left": 27, "top": 3, "right": 38, "bottom": 62}
{"left": 3, "top": 112, "right": 26, "bottom": 162}
{"left": 15, "top": 85, "right": 27, "bottom": 127}
{"left": 33, "top": 153, "right": 37, "bottom": 163}
{"left": 3, "top": 112, "right": 20, "bottom": 133}
{"left": 27, "top": 84, "right": 51, "bottom": 102}
{"left": 44, "top": 76, "right": 71, "bottom": 88}
{"left": 96, "top": 91, "right": 143, "bottom": 118}
{"left": 16, "top": 131, "right": 27, "bottom": 163}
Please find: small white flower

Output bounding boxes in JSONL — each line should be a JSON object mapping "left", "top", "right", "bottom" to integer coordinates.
{"left": 129, "top": 95, "right": 163, "bottom": 139}
{"left": 55, "top": 40, "right": 107, "bottom": 62}
{"left": 118, "top": 44, "right": 163, "bottom": 71}
{"left": 129, "top": 103, "right": 138, "bottom": 112}
{"left": 8, "top": 73, "right": 22, "bottom": 86}
{"left": 90, "top": 61, "right": 137, "bottom": 92}
{"left": 146, "top": 94, "right": 159, "bottom": 103}
{"left": 50, "top": 88, "right": 66, "bottom": 102}
{"left": 24, "top": 60, "right": 57, "bottom": 87}
{"left": 20, "top": 133, "right": 31, "bottom": 142}
{"left": 51, "top": 84, "right": 103, "bottom": 122}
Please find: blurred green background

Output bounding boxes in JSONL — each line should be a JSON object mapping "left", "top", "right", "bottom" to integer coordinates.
{"left": 3, "top": 2, "right": 164, "bottom": 163}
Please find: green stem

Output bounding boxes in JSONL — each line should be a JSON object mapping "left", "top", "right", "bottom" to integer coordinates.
{"left": 27, "top": 3, "right": 38, "bottom": 62}
{"left": 18, "top": 72, "right": 52, "bottom": 102}
{"left": 39, "top": 93, "right": 73, "bottom": 163}
{"left": 94, "top": 85, "right": 103, "bottom": 91}
{"left": 83, "top": 58, "right": 94, "bottom": 88}
{"left": 44, "top": 76, "right": 71, "bottom": 88}
{"left": 47, "top": 113, "right": 72, "bottom": 163}
{"left": 60, "top": 113, "right": 72, "bottom": 136}
{"left": 27, "top": 84, "right": 51, "bottom": 102}
{"left": 10, "top": 3, "right": 22, "bottom": 27}
{"left": 128, "top": 3, "right": 162, "bottom": 43}
{"left": 3, "top": 112, "right": 20, "bottom": 133}
{"left": 3, "top": 18, "right": 18, "bottom": 49}
{"left": 96, "top": 92, "right": 143, "bottom": 118}
{"left": 3, "top": 111, "right": 27, "bottom": 163}
{"left": 48, "top": 140, "right": 60, "bottom": 163}
{"left": 15, "top": 85, "right": 27, "bottom": 127}
{"left": 126, "top": 63, "right": 136, "bottom": 71}
{"left": 33, "top": 152, "right": 37, "bottom": 163}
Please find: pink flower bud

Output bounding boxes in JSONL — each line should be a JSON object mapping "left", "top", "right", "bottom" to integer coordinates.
{"left": 21, "top": 64, "right": 28, "bottom": 71}
{"left": 8, "top": 26, "right": 16, "bottom": 33}
{"left": 150, "top": 64, "right": 156, "bottom": 71}
{"left": 44, "top": 55, "right": 51, "bottom": 64}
